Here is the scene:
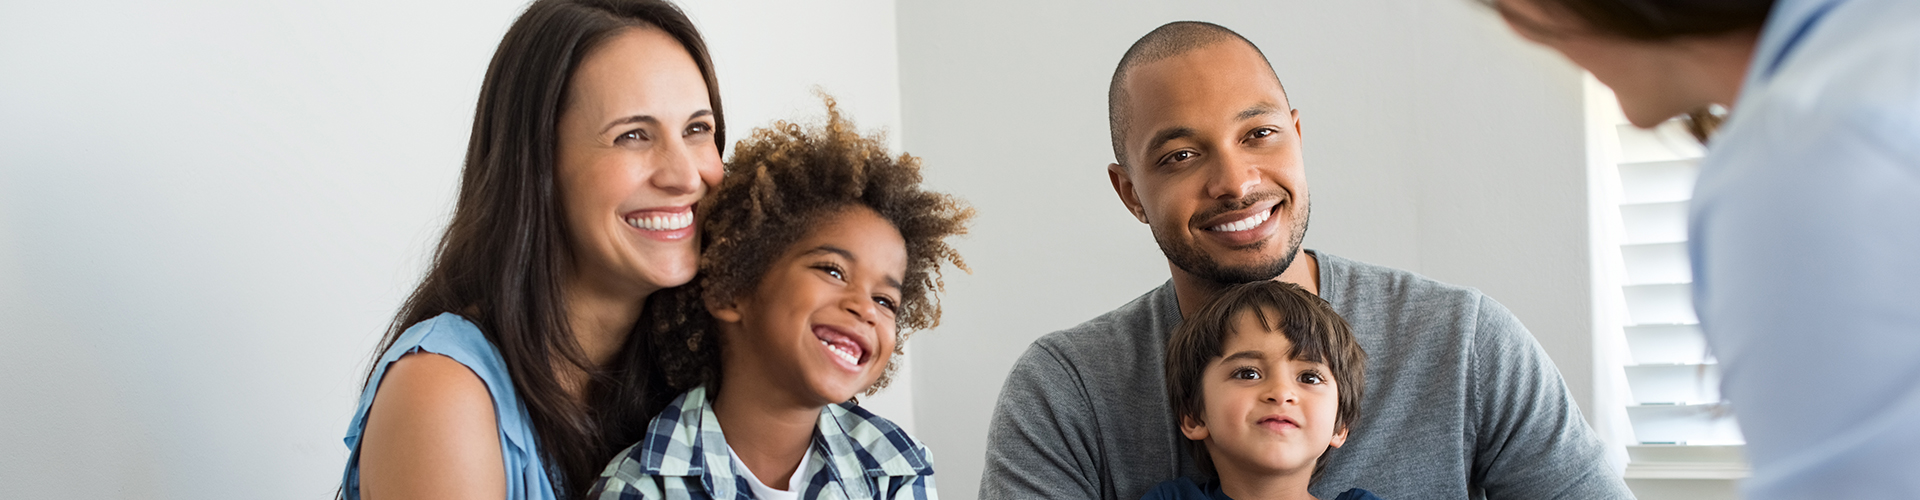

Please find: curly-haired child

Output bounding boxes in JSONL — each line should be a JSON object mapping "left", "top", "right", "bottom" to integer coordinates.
{"left": 589, "top": 96, "right": 971, "bottom": 500}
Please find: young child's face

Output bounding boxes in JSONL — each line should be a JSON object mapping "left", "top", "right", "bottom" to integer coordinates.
{"left": 1181, "top": 308, "right": 1348, "bottom": 477}
{"left": 711, "top": 205, "right": 907, "bottom": 406}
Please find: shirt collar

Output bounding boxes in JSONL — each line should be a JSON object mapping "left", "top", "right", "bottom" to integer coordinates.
{"left": 817, "top": 398, "right": 936, "bottom": 479}
{"left": 1751, "top": 0, "right": 1849, "bottom": 83}
{"left": 634, "top": 386, "right": 934, "bottom": 497}
{"left": 631, "top": 386, "right": 739, "bottom": 497}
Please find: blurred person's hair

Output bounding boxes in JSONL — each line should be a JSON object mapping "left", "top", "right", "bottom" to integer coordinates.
{"left": 1490, "top": 0, "right": 1775, "bottom": 40}
{"left": 1488, "top": 0, "right": 1771, "bottom": 140}
{"left": 362, "top": 0, "right": 722, "bottom": 496}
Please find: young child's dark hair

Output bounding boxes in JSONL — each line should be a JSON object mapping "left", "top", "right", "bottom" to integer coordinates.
{"left": 1164, "top": 280, "right": 1367, "bottom": 481}
{"left": 642, "top": 95, "right": 973, "bottom": 399}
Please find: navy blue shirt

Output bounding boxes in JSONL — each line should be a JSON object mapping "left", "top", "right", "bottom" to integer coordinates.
{"left": 1140, "top": 477, "right": 1383, "bottom": 500}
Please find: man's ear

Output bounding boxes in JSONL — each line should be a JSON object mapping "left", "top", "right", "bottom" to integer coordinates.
{"left": 705, "top": 293, "right": 744, "bottom": 324}
{"left": 1179, "top": 413, "right": 1210, "bottom": 441}
{"left": 1329, "top": 422, "right": 1348, "bottom": 449}
{"left": 1291, "top": 108, "right": 1303, "bottom": 141}
{"left": 1107, "top": 162, "right": 1149, "bottom": 224}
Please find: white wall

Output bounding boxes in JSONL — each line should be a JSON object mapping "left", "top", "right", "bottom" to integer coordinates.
{"left": 893, "top": 2, "right": 1592, "bottom": 499}
{"left": 1, "top": 1, "right": 521, "bottom": 496}
{"left": 0, "top": 0, "right": 905, "bottom": 497}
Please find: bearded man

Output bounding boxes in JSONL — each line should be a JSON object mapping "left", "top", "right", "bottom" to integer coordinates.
{"left": 978, "top": 21, "right": 1632, "bottom": 500}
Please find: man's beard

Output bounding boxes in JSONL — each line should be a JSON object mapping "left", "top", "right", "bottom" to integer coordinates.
{"left": 1154, "top": 197, "right": 1310, "bottom": 285}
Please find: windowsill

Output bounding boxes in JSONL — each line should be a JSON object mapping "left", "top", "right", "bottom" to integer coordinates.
{"left": 1625, "top": 444, "right": 1749, "bottom": 480}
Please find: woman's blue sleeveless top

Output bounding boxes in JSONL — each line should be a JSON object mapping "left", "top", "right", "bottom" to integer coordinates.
{"left": 340, "top": 313, "right": 558, "bottom": 500}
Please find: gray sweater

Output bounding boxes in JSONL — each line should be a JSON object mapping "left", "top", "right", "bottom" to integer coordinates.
{"left": 980, "top": 251, "right": 1631, "bottom": 500}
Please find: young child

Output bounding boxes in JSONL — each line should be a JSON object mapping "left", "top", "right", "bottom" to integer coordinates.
{"left": 589, "top": 97, "right": 971, "bottom": 499}
{"left": 1146, "top": 281, "right": 1381, "bottom": 500}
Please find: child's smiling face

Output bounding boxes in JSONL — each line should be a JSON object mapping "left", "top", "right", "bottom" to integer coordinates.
{"left": 710, "top": 205, "right": 907, "bottom": 406}
{"left": 1181, "top": 308, "right": 1348, "bottom": 478}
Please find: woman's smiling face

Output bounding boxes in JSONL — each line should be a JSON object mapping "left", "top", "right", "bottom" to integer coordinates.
{"left": 711, "top": 205, "right": 908, "bottom": 406}
{"left": 554, "top": 27, "right": 723, "bottom": 299}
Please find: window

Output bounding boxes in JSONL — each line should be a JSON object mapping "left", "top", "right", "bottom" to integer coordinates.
{"left": 1585, "top": 77, "right": 1748, "bottom": 497}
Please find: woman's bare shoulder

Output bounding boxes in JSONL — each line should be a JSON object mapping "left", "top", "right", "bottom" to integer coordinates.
{"left": 357, "top": 352, "right": 507, "bottom": 500}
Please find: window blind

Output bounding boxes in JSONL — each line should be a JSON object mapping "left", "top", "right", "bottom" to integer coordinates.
{"left": 1585, "top": 80, "right": 1747, "bottom": 490}
{"left": 1610, "top": 117, "right": 1745, "bottom": 448}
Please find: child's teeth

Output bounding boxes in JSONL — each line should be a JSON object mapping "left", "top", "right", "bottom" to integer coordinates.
{"left": 823, "top": 340, "right": 859, "bottom": 365}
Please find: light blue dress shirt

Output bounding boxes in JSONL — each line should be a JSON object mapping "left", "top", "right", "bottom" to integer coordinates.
{"left": 340, "top": 313, "right": 560, "bottom": 500}
{"left": 1690, "top": 0, "right": 1920, "bottom": 497}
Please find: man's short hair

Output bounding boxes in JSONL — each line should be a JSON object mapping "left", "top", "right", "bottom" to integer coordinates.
{"left": 1107, "top": 21, "right": 1289, "bottom": 168}
{"left": 1163, "top": 280, "right": 1366, "bottom": 481}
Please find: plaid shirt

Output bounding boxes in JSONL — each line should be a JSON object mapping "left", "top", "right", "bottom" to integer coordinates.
{"left": 590, "top": 386, "right": 937, "bottom": 500}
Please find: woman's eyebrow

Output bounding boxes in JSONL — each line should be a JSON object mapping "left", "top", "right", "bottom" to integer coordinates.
{"left": 603, "top": 109, "right": 712, "bottom": 134}
{"left": 602, "top": 114, "right": 658, "bottom": 134}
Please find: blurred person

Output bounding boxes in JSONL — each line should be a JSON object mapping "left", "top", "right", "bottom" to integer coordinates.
{"left": 1492, "top": 0, "right": 1920, "bottom": 497}
{"left": 339, "top": 0, "right": 727, "bottom": 498}
{"left": 980, "top": 21, "right": 1630, "bottom": 500}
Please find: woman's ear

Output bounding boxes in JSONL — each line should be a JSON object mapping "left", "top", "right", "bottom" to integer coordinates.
{"left": 705, "top": 293, "right": 744, "bottom": 324}
{"left": 1179, "top": 413, "right": 1210, "bottom": 441}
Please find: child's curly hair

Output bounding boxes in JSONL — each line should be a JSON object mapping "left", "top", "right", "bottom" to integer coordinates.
{"left": 644, "top": 94, "right": 973, "bottom": 398}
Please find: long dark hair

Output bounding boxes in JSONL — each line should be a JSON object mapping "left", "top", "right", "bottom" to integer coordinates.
{"left": 1492, "top": 0, "right": 1772, "bottom": 140}
{"left": 364, "top": 0, "right": 723, "bottom": 496}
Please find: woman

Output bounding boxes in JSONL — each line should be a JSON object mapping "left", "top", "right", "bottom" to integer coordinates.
{"left": 1492, "top": 0, "right": 1920, "bottom": 498}
{"left": 338, "top": 0, "right": 726, "bottom": 498}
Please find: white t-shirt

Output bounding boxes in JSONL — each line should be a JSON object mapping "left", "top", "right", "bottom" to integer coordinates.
{"left": 727, "top": 444, "right": 810, "bottom": 500}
